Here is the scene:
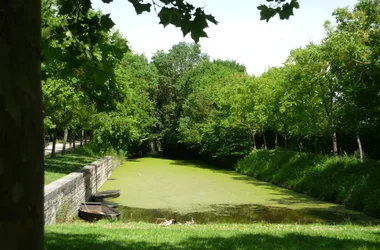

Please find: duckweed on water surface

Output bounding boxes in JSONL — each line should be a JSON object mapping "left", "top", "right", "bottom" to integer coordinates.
{"left": 99, "top": 157, "right": 379, "bottom": 225}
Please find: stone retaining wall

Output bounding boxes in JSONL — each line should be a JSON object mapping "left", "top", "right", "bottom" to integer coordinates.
{"left": 44, "top": 156, "right": 120, "bottom": 225}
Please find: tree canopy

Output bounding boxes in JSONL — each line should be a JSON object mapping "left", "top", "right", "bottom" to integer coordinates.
{"left": 41, "top": 0, "right": 380, "bottom": 162}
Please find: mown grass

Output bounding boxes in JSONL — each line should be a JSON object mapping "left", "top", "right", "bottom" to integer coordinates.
{"left": 45, "top": 221, "right": 380, "bottom": 250}
{"left": 235, "top": 150, "right": 380, "bottom": 218}
{"left": 44, "top": 145, "right": 103, "bottom": 185}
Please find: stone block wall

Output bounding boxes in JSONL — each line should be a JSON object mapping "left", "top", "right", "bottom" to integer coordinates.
{"left": 44, "top": 156, "right": 119, "bottom": 225}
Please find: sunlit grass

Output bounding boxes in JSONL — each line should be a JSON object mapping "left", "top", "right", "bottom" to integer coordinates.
{"left": 44, "top": 145, "right": 101, "bottom": 185}
{"left": 45, "top": 221, "right": 380, "bottom": 250}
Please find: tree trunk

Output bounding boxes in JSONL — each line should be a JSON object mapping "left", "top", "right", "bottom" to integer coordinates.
{"left": 157, "top": 140, "right": 162, "bottom": 152}
{"left": 299, "top": 137, "right": 304, "bottom": 152}
{"left": 72, "top": 131, "right": 76, "bottom": 150}
{"left": 80, "top": 130, "right": 84, "bottom": 146}
{"left": 0, "top": 0, "right": 44, "bottom": 248}
{"left": 51, "top": 131, "right": 57, "bottom": 158}
{"left": 150, "top": 141, "right": 157, "bottom": 153}
{"left": 274, "top": 133, "right": 278, "bottom": 148}
{"left": 84, "top": 131, "right": 87, "bottom": 144}
{"left": 332, "top": 131, "right": 338, "bottom": 159}
{"left": 313, "top": 137, "right": 319, "bottom": 153}
{"left": 252, "top": 133, "right": 257, "bottom": 151}
{"left": 356, "top": 132, "right": 364, "bottom": 163}
{"left": 284, "top": 134, "right": 288, "bottom": 150}
{"left": 62, "top": 128, "right": 68, "bottom": 154}
{"left": 262, "top": 133, "right": 267, "bottom": 150}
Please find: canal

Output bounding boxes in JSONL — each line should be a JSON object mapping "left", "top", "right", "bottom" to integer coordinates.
{"left": 99, "top": 157, "right": 378, "bottom": 225}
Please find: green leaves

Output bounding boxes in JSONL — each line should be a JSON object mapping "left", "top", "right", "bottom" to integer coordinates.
{"left": 158, "top": 7, "right": 182, "bottom": 27}
{"left": 177, "top": 59, "right": 252, "bottom": 157}
{"left": 156, "top": 3, "right": 217, "bottom": 42}
{"left": 279, "top": 1, "right": 299, "bottom": 19}
{"left": 90, "top": 53, "right": 158, "bottom": 155}
{"left": 100, "top": 14, "right": 115, "bottom": 30}
{"left": 57, "top": 0, "right": 75, "bottom": 15}
{"left": 258, "top": 5, "right": 280, "bottom": 22}
{"left": 93, "top": 69, "right": 110, "bottom": 85}
{"left": 128, "top": 0, "right": 152, "bottom": 14}
{"left": 258, "top": 0, "right": 300, "bottom": 22}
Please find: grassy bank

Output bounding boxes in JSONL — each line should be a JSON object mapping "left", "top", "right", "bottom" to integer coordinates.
{"left": 45, "top": 222, "right": 380, "bottom": 250}
{"left": 44, "top": 145, "right": 116, "bottom": 185}
{"left": 235, "top": 150, "right": 380, "bottom": 218}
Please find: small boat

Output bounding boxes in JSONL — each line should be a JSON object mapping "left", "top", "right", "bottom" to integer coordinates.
{"left": 102, "top": 201, "right": 118, "bottom": 208}
{"left": 78, "top": 202, "right": 120, "bottom": 222}
{"left": 91, "top": 189, "right": 120, "bottom": 202}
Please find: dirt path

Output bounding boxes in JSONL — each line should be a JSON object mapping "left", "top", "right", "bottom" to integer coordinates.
{"left": 44, "top": 141, "right": 82, "bottom": 156}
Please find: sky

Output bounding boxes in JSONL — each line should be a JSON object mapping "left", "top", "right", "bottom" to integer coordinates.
{"left": 92, "top": 0, "right": 359, "bottom": 76}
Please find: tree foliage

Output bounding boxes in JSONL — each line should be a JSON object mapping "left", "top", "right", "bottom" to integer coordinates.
{"left": 41, "top": 0, "right": 380, "bottom": 162}
{"left": 166, "top": 0, "right": 380, "bottom": 162}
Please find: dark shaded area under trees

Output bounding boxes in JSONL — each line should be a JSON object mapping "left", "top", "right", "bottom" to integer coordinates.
{"left": 45, "top": 229, "right": 380, "bottom": 250}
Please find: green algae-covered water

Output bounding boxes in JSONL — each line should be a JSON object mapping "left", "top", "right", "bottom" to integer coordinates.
{"left": 99, "top": 157, "right": 378, "bottom": 225}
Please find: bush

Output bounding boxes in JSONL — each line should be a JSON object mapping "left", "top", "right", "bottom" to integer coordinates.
{"left": 235, "top": 149, "right": 380, "bottom": 218}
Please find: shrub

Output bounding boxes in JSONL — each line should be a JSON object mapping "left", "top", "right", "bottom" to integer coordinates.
{"left": 235, "top": 149, "right": 380, "bottom": 218}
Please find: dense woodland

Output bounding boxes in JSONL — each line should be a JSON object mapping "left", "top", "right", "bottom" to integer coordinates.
{"left": 43, "top": 0, "right": 380, "bottom": 164}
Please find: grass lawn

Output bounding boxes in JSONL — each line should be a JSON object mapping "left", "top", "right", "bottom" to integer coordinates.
{"left": 44, "top": 145, "right": 101, "bottom": 185}
{"left": 45, "top": 221, "right": 380, "bottom": 250}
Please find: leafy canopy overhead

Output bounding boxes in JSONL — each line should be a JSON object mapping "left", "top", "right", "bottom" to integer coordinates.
{"left": 257, "top": 0, "right": 300, "bottom": 22}
{"left": 59, "top": 0, "right": 300, "bottom": 43}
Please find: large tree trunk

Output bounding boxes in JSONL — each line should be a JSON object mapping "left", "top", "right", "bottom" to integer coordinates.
{"left": 157, "top": 140, "right": 162, "bottom": 152}
{"left": 356, "top": 132, "right": 364, "bottom": 163}
{"left": 252, "top": 133, "right": 257, "bottom": 151}
{"left": 80, "top": 130, "right": 84, "bottom": 146}
{"left": 262, "top": 133, "right": 267, "bottom": 150}
{"left": 274, "top": 133, "right": 278, "bottom": 148}
{"left": 313, "top": 137, "right": 319, "bottom": 153}
{"left": 284, "top": 134, "right": 288, "bottom": 150}
{"left": 62, "top": 128, "right": 68, "bottom": 154}
{"left": 72, "top": 131, "right": 76, "bottom": 150}
{"left": 332, "top": 131, "right": 338, "bottom": 159}
{"left": 51, "top": 131, "right": 57, "bottom": 158}
{"left": 0, "top": 0, "right": 43, "bottom": 248}
{"left": 150, "top": 141, "right": 157, "bottom": 153}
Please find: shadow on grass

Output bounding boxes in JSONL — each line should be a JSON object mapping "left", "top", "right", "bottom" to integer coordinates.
{"left": 45, "top": 231, "right": 380, "bottom": 250}
{"left": 45, "top": 155, "right": 98, "bottom": 174}
{"left": 44, "top": 146, "right": 101, "bottom": 177}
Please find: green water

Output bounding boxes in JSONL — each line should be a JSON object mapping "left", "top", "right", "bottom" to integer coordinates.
{"left": 99, "top": 157, "right": 378, "bottom": 225}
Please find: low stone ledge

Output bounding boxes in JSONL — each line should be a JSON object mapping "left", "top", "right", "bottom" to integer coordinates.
{"left": 44, "top": 156, "right": 121, "bottom": 225}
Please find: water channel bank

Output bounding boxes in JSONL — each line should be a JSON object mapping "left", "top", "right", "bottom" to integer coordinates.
{"left": 44, "top": 156, "right": 121, "bottom": 225}
{"left": 99, "top": 157, "right": 379, "bottom": 225}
